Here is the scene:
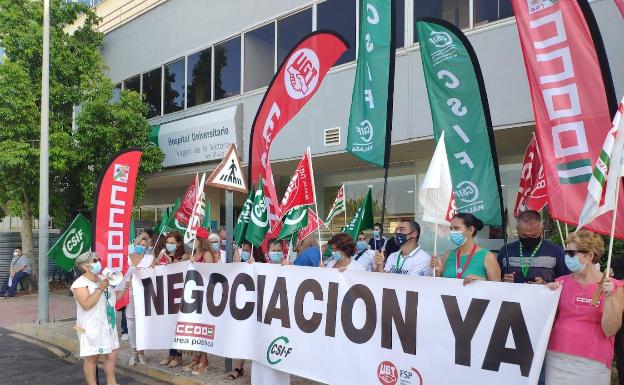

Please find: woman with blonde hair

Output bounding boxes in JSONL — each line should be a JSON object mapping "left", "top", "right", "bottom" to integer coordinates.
{"left": 546, "top": 229, "right": 624, "bottom": 385}
{"left": 71, "top": 251, "right": 129, "bottom": 385}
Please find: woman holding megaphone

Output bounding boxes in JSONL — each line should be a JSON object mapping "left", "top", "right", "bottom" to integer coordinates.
{"left": 71, "top": 251, "right": 130, "bottom": 385}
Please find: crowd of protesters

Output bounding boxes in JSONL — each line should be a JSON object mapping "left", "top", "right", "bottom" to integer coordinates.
{"left": 67, "top": 210, "right": 624, "bottom": 385}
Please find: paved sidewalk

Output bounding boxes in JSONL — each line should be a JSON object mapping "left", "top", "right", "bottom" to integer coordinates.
{"left": 0, "top": 290, "right": 76, "bottom": 326}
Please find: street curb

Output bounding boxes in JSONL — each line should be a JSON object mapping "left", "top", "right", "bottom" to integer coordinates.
{"left": 7, "top": 322, "right": 211, "bottom": 385}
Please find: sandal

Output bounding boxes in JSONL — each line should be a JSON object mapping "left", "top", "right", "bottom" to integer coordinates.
{"left": 227, "top": 367, "right": 244, "bottom": 380}
{"left": 158, "top": 356, "right": 173, "bottom": 366}
{"left": 168, "top": 357, "right": 182, "bottom": 368}
{"left": 192, "top": 362, "right": 208, "bottom": 375}
{"left": 183, "top": 360, "right": 199, "bottom": 371}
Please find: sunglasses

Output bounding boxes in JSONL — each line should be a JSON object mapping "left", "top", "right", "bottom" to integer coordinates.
{"left": 91, "top": 258, "right": 100, "bottom": 263}
{"left": 565, "top": 249, "right": 589, "bottom": 257}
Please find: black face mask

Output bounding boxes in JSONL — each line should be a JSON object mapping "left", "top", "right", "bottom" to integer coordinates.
{"left": 519, "top": 236, "right": 541, "bottom": 251}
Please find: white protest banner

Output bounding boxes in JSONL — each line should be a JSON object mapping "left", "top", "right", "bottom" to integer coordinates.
{"left": 134, "top": 262, "right": 559, "bottom": 385}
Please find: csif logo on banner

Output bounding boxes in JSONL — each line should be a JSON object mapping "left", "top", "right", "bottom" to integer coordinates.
{"left": 266, "top": 336, "right": 293, "bottom": 365}
{"left": 62, "top": 228, "right": 87, "bottom": 259}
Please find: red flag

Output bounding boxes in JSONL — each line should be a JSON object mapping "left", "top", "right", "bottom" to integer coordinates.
{"left": 616, "top": 0, "right": 624, "bottom": 17}
{"left": 511, "top": 0, "right": 622, "bottom": 237}
{"left": 514, "top": 136, "right": 548, "bottom": 217}
{"left": 280, "top": 148, "right": 316, "bottom": 217}
{"left": 175, "top": 174, "right": 198, "bottom": 225}
{"left": 93, "top": 149, "right": 142, "bottom": 309}
{"left": 248, "top": 32, "right": 348, "bottom": 230}
{"left": 298, "top": 209, "right": 325, "bottom": 240}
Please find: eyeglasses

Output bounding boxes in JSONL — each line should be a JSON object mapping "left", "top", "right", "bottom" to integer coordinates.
{"left": 565, "top": 249, "right": 589, "bottom": 257}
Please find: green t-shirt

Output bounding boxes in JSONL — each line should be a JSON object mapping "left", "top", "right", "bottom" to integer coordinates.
{"left": 442, "top": 247, "right": 489, "bottom": 279}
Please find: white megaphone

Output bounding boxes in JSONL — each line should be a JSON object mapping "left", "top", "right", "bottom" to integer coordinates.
{"left": 101, "top": 267, "right": 123, "bottom": 286}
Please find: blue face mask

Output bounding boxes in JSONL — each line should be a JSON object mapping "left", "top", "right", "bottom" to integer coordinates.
{"left": 332, "top": 251, "right": 343, "bottom": 261}
{"left": 90, "top": 261, "right": 102, "bottom": 274}
{"left": 134, "top": 245, "right": 146, "bottom": 254}
{"left": 373, "top": 230, "right": 380, "bottom": 238}
{"left": 565, "top": 254, "right": 585, "bottom": 273}
{"left": 449, "top": 231, "right": 467, "bottom": 247}
{"left": 165, "top": 243, "right": 177, "bottom": 253}
{"left": 211, "top": 243, "right": 220, "bottom": 253}
{"left": 269, "top": 252, "right": 283, "bottom": 263}
{"left": 240, "top": 251, "right": 251, "bottom": 262}
{"left": 356, "top": 241, "right": 368, "bottom": 252}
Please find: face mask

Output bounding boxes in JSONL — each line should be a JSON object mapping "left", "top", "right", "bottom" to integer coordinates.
{"left": 165, "top": 243, "right": 177, "bottom": 253}
{"left": 395, "top": 232, "right": 413, "bottom": 247}
{"left": 240, "top": 251, "right": 251, "bottom": 262}
{"left": 449, "top": 231, "right": 467, "bottom": 247}
{"left": 356, "top": 241, "right": 368, "bottom": 252}
{"left": 90, "top": 261, "right": 102, "bottom": 274}
{"left": 373, "top": 230, "right": 380, "bottom": 238}
{"left": 519, "top": 237, "right": 541, "bottom": 251}
{"left": 211, "top": 243, "right": 220, "bottom": 253}
{"left": 134, "top": 245, "right": 146, "bottom": 254}
{"left": 13, "top": 252, "right": 18, "bottom": 257}
{"left": 565, "top": 254, "right": 585, "bottom": 273}
{"left": 332, "top": 251, "right": 343, "bottom": 261}
{"left": 269, "top": 252, "right": 283, "bottom": 263}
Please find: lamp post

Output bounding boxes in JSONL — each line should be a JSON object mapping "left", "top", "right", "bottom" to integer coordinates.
{"left": 38, "top": 0, "right": 50, "bottom": 323}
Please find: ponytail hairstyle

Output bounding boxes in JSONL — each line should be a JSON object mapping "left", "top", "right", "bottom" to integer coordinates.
{"left": 451, "top": 212, "right": 484, "bottom": 237}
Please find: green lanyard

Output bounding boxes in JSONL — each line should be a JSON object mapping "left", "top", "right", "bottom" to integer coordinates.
{"left": 103, "top": 289, "right": 116, "bottom": 332}
{"left": 395, "top": 252, "right": 406, "bottom": 272}
{"left": 519, "top": 240, "right": 542, "bottom": 277}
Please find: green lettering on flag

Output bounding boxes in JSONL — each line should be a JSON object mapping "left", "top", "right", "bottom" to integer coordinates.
{"left": 346, "top": 0, "right": 395, "bottom": 168}
{"left": 277, "top": 206, "right": 309, "bottom": 241}
{"left": 245, "top": 180, "right": 269, "bottom": 246}
{"left": 342, "top": 189, "right": 374, "bottom": 238}
{"left": 234, "top": 188, "right": 255, "bottom": 244}
{"left": 416, "top": 20, "right": 503, "bottom": 226}
{"left": 48, "top": 213, "right": 92, "bottom": 272}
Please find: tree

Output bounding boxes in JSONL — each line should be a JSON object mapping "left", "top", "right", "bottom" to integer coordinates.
{"left": 0, "top": 0, "right": 163, "bottom": 278}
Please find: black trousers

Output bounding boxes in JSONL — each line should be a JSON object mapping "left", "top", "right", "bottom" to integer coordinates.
{"left": 615, "top": 326, "right": 624, "bottom": 385}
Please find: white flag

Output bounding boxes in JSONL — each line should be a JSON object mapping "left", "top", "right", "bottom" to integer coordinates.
{"left": 578, "top": 99, "right": 624, "bottom": 229}
{"left": 419, "top": 131, "right": 453, "bottom": 224}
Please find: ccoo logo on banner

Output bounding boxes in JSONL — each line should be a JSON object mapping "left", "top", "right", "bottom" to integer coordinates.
{"left": 133, "top": 262, "right": 559, "bottom": 385}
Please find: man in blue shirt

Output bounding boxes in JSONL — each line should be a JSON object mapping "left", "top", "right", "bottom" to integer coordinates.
{"left": 293, "top": 235, "right": 321, "bottom": 267}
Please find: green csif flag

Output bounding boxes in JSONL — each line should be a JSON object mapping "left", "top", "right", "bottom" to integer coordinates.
{"left": 416, "top": 19, "right": 503, "bottom": 226}
{"left": 277, "top": 206, "right": 309, "bottom": 241}
{"left": 346, "top": 0, "right": 395, "bottom": 168}
{"left": 245, "top": 180, "right": 269, "bottom": 246}
{"left": 234, "top": 188, "right": 254, "bottom": 244}
{"left": 342, "top": 189, "right": 374, "bottom": 238}
{"left": 48, "top": 213, "right": 92, "bottom": 271}
{"left": 162, "top": 198, "right": 187, "bottom": 236}
{"left": 154, "top": 209, "right": 169, "bottom": 235}
{"left": 202, "top": 199, "right": 212, "bottom": 231}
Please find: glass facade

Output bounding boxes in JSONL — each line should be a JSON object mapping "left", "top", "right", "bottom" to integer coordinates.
{"left": 187, "top": 48, "right": 212, "bottom": 107}
{"left": 119, "top": 0, "right": 515, "bottom": 118}
{"left": 277, "top": 8, "right": 312, "bottom": 65}
{"left": 317, "top": 0, "right": 357, "bottom": 66}
{"left": 244, "top": 22, "right": 275, "bottom": 91}
{"left": 143, "top": 67, "right": 162, "bottom": 118}
{"left": 214, "top": 37, "right": 241, "bottom": 100}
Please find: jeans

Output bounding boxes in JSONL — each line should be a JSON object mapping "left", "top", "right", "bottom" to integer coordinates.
{"left": 120, "top": 307, "right": 128, "bottom": 334}
{"left": 0, "top": 272, "right": 29, "bottom": 297}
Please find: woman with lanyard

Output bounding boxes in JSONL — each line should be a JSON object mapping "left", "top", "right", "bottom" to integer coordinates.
{"left": 431, "top": 213, "right": 501, "bottom": 284}
{"left": 71, "top": 251, "right": 130, "bottom": 385}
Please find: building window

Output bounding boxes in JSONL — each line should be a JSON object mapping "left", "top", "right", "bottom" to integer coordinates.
{"left": 143, "top": 67, "right": 162, "bottom": 118}
{"left": 214, "top": 37, "right": 241, "bottom": 100}
{"left": 277, "top": 8, "right": 312, "bottom": 65}
{"left": 244, "top": 22, "right": 275, "bottom": 91}
{"left": 317, "top": 0, "right": 356, "bottom": 65}
{"left": 112, "top": 83, "right": 122, "bottom": 103}
{"left": 124, "top": 75, "right": 141, "bottom": 94}
{"left": 395, "top": 0, "right": 405, "bottom": 48}
{"left": 163, "top": 58, "right": 185, "bottom": 114}
{"left": 474, "top": 0, "right": 513, "bottom": 26}
{"left": 414, "top": 0, "right": 470, "bottom": 40}
{"left": 187, "top": 48, "right": 212, "bottom": 107}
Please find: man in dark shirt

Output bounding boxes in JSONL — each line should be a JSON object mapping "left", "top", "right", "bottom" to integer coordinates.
{"left": 368, "top": 223, "right": 387, "bottom": 251}
{"left": 498, "top": 210, "right": 568, "bottom": 283}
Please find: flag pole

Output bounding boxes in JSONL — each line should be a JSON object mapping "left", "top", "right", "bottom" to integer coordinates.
{"left": 592, "top": 178, "right": 622, "bottom": 305}
{"left": 307, "top": 147, "right": 323, "bottom": 262}
{"left": 433, "top": 180, "right": 440, "bottom": 277}
{"left": 555, "top": 220, "right": 566, "bottom": 247}
{"left": 343, "top": 183, "right": 348, "bottom": 229}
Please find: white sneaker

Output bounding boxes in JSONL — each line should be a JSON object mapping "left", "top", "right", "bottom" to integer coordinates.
{"left": 121, "top": 333, "right": 129, "bottom": 341}
{"left": 128, "top": 355, "right": 136, "bottom": 367}
{"left": 138, "top": 355, "right": 146, "bottom": 365}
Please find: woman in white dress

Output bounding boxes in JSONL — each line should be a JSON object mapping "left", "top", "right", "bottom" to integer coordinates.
{"left": 126, "top": 232, "right": 152, "bottom": 366}
{"left": 71, "top": 251, "right": 129, "bottom": 385}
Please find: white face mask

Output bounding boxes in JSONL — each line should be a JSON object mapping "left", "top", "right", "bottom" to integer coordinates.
{"left": 13, "top": 251, "right": 19, "bottom": 257}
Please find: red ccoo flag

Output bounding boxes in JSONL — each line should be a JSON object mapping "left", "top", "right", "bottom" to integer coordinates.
{"left": 514, "top": 135, "right": 548, "bottom": 217}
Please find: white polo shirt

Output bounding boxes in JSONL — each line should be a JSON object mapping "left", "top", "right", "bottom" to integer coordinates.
{"left": 384, "top": 246, "right": 432, "bottom": 276}
{"left": 354, "top": 249, "right": 375, "bottom": 272}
